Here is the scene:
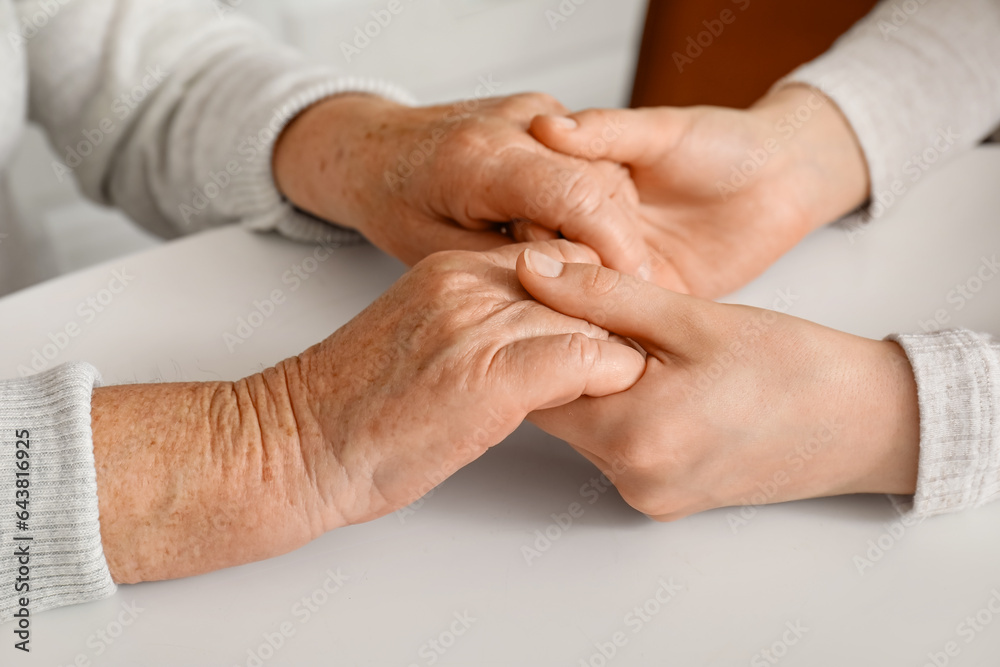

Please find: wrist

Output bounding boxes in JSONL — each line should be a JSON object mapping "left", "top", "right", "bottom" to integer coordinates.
{"left": 92, "top": 377, "right": 321, "bottom": 583}
{"left": 272, "top": 93, "right": 404, "bottom": 231}
{"left": 750, "top": 84, "right": 870, "bottom": 231}
{"left": 846, "top": 339, "right": 921, "bottom": 496}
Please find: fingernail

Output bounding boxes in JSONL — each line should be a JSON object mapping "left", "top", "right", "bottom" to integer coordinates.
{"left": 524, "top": 249, "right": 564, "bottom": 278}
{"left": 550, "top": 116, "right": 578, "bottom": 130}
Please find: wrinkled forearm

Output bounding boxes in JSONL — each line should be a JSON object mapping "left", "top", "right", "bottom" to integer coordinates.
{"left": 91, "top": 367, "right": 321, "bottom": 584}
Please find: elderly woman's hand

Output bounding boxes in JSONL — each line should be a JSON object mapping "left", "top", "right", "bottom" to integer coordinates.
{"left": 91, "top": 241, "right": 643, "bottom": 583}
{"left": 514, "top": 248, "right": 921, "bottom": 522}
{"left": 272, "top": 93, "right": 651, "bottom": 278}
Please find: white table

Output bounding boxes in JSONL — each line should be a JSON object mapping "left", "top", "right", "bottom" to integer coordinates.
{"left": 4, "top": 148, "right": 1000, "bottom": 666}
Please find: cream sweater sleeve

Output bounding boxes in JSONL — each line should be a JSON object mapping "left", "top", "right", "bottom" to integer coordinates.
{"left": 0, "top": 364, "right": 115, "bottom": 625}
{"left": 777, "top": 0, "right": 1000, "bottom": 223}
{"left": 2, "top": 0, "right": 418, "bottom": 621}
{"left": 888, "top": 331, "right": 1000, "bottom": 517}
{"left": 779, "top": 0, "right": 1000, "bottom": 518}
{"left": 18, "top": 0, "right": 415, "bottom": 244}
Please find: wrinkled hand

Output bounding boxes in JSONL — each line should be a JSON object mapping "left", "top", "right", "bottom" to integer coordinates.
{"left": 268, "top": 241, "right": 644, "bottom": 529}
{"left": 530, "top": 86, "right": 870, "bottom": 298}
{"left": 515, "top": 249, "right": 920, "bottom": 521}
{"left": 273, "top": 93, "right": 650, "bottom": 276}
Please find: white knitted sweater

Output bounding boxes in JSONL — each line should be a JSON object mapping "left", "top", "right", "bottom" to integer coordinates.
{"left": 0, "top": 0, "right": 416, "bottom": 622}
{"left": 2, "top": 0, "right": 1000, "bottom": 621}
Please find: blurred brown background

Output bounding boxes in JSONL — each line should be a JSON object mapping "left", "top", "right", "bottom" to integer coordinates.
{"left": 631, "top": 0, "right": 878, "bottom": 109}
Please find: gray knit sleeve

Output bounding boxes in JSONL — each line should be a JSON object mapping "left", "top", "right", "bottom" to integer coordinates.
{"left": 887, "top": 330, "right": 1000, "bottom": 518}
{"left": 20, "top": 0, "right": 416, "bottom": 247}
{"left": 774, "top": 0, "right": 1000, "bottom": 225}
{"left": 0, "top": 363, "right": 116, "bottom": 626}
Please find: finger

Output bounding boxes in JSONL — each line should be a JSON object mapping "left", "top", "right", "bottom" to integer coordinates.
{"left": 529, "top": 395, "right": 608, "bottom": 448}
{"left": 462, "top": 150, "right": 651, "bottom": 280}
{"left": 530, "top": 108, "right": 679, "bottom": 165}
{"left": 414, "top": 224, "right": 511, "bottom": 264}
{"left": 511, "top": 219, "right": 560, "bottom": 243}
{"left": 496, "top": 333, "right": 645, "bottom": 413}
{"left": 481, "top": 238, "right": 602, "bottom": 269}
{"left": 516, "top": 248, "right": 719, "bottom": 352}
{"left": 492, "top": 92, "right": 570, "bottom": 122}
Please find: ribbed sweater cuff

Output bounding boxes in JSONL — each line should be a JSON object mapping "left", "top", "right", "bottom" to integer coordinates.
{"left": 229, "top": 74, "right": 417, "bottom": 245}
{"left": 0, "top": 363, "right": 116, "bottom": 623}
{"left": 887, "top": 330, "right": 1000, "bottom": 518}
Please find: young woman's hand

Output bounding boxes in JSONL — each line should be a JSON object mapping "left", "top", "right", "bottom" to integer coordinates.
{"left": 515, "top": 248, "right": 920, "bottom": 521}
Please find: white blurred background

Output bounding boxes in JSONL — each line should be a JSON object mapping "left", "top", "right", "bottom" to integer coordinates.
{"left": 9, "top": 0, "right": 646, "bottom": 283}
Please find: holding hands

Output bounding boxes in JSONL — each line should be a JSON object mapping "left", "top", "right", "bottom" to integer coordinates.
{"left": 516, "top": 249, "right": 920, "bottom": 520}
{"left": 269, "top": 85, "right": 914, "bottom": 526}
{"left": 273, "top": 93, "right": 652, "bottom": 277}
{"left": 94, "top": 241, "right": 644, "bottom": 583}
{"left": 529, "top": 85, "right": 871, "bottom": 297}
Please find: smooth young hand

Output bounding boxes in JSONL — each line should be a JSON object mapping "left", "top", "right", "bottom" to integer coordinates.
{"left": 515, "top": 248, "right": 920, "bottom": 521}
{"left": 530, "top": 86, "right": 871, "bottom": 298}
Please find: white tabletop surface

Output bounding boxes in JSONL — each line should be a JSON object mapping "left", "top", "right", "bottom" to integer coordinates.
{"left": 4, "top": 147, "right": 1000, "bottom": 666}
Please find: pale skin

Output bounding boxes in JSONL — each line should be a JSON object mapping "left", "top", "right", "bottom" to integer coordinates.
{"left": 528, "top": 84, "right": 871, "bottom": 298}
{"left": 515, "top": 83, "right": 921, "bottom": 515}
{"left": 517, "top": 248, "right": 920, "bottom": 521}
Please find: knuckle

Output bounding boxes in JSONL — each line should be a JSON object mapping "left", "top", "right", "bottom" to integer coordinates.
{"left": 413, "top": 251, "right": 481, "bottom": 299}
{"left": 583, "top": 264, "right": 622, "bottom": 299}
{"left": 562, "top": 173, "right": 605, "bottom": 219}
{"left": 565, "top": 331, "right": 599, "bottom": 368}
{"left": 505, "top": 91, "right": 561, "bottom": 113}
{"left": 446, "top": 123, "right": 491, "bottom": 155}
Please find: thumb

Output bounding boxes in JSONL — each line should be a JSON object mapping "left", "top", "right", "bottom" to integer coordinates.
{"left": 498, "top": 332, "right": 644, "bottom": 412}
{"left": 530, "top": 108, "right": 675, "bottom": 165}
{"left": 516, "top": 248, "right": 716, "bottom": 352}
